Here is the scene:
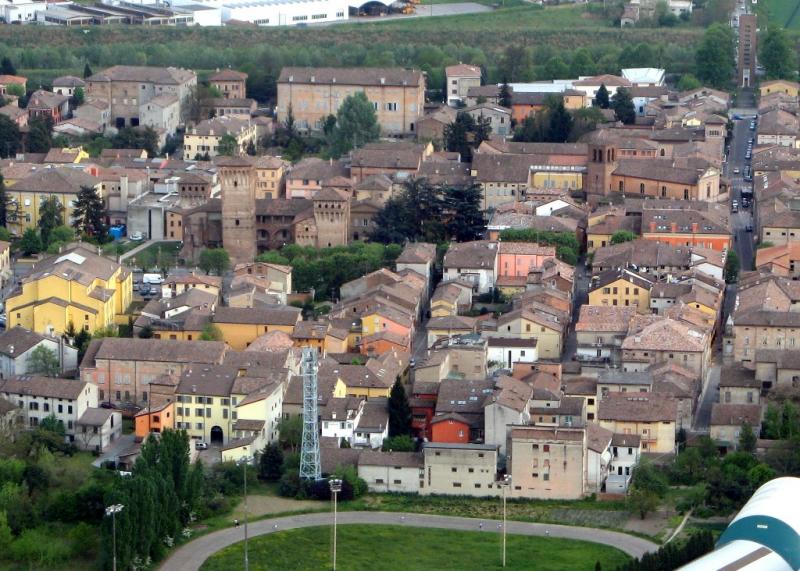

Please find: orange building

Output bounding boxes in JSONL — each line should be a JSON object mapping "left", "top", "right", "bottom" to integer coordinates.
{"left": 510, "top": 90, "right": 585, "bottom": 124}
{"left": 641, "top": 204, "right": 731, "bottom": 251}
{"left": 497, "top": 241, "right": 557, "bottom": 278}
{"left": 430, "top": 413, "right": 471, "bottom": 444}
{"left": 134, "top": 401, "right": 175, "bottom": 442}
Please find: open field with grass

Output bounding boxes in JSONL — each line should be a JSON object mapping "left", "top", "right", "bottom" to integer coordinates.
{"left": 200, "top": 524, "right": 631, "bottom": 571}
{"left": 757, "top": 0, "right": 800, "bottom": 29}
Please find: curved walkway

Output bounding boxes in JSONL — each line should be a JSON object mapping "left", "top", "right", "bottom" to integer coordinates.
{"left": 161, "top": 511, "right": 658, "bottom": 570}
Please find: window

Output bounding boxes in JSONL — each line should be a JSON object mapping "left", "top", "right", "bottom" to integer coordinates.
{"left": 386, "top": 102, "right": 398, "bottom": 111}
{"left": 543, "top": 445, "right": 550, "bottom": 452}
{"left": 543, "top": 473, "right": 549, "bottom": 481}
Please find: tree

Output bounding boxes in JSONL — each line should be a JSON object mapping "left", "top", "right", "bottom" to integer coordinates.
{"left": 138, "top": 324, "right": 154, "bottom": 339}
{"left": 0, "top": 174, "right": 9, "bottom": 228}
{"left": 760, "top": 28, "right": 797, "bottom": 81}
{"left": 570, "top": 48, "right": 595, "bottom": 77}
{"left": 388, "top": 378, "right": 411, "bottom": 437}
{"left": 258, "top": 443, "right": 284, "bottom": 481}
{"left": 725, "top": 249, "right": 739, "bottom": 284}
{"left": 38, "top": 196, "right": 63, "bottom": 247}
{"left": 611, "top": 230, "right": 637, "bottom": 244}
{"left": 543, "top": 57, "right": 570, "bottom": 81}
{"left": 39, "top": 415, "right": 65, "bottom": 436}
{"left": 322, "top": 114, "right": 337, "bottom": 138}
{"left": 628, "top": 486, "right": 660, "bottom": 520}
{"left": 696, "top": 23, "right": 735, "bottom": 89}
{"left": 381, "top": 434, "right": 416, "bottom": 452}
{"left": 0, "top": 115, "right": 21, "bottom": 159}
{"left": 198, "top": 323, "right": 223, "bottom": 341}
{"left": 328, "top": 92, "right": 380, "bottom": 158}
{"left": 72, "top": 87, "right": 85, "bottom": 107}
{"left": 217, "top": 134, "right": 238, "bottom": 156}
{"left": 498, "top": 46, "right": 532, "bottom": 83}
{"left": 595, "top": 84, "right": 610, "bottom": 109}
{"left": 443, "top": 183, "right": 486, "bottom": 242}
{"left": 627, "top": 458, "right": 667, "bottom": 518}
{"left": 0, "top": 58, "right": 15, "bottom": 76}
{"left": 72, "top": 185, "right": 108, "bottom": 242}
{"left": 83, "top": 63, "right": 93, "bottom": 79}
{"left": 198, "top": 247, "right": 230, "bottom": 275}
{"left": 49, "top": 225, "right": 74, "bottom": 244}
{"left": 18, "top": 228, "right": 42, "bottom": 256}
{"left": 112, "top": 126, "right": 159, "bottom": 157}
{"left": 739, "top": 421, "right": 757, "bottom": 454}
{"left": 546, "top": 99, "right": 573, "bottom": 143}
{"left": 444, "top": 112, "right": 475, "bottom": 162}
{"left": 246, "top": 139, "right": 256, "bottom": 156}
{"left": 27, "top": 345, "right": 60, "bottom": 377}
{"left": 611, "top": 87, "right": 636, "bottom": 124}
{"left": 498, "top": 79, "right": 513, "bottom": 109}
{"left": 677, "top": 74, "right": 702, "bottom": 92}
{"left": 27, "top": 116, "right": 53, "bottom": 153}
{"left": 278, "top": 416, "right": 302, "bottom": 453}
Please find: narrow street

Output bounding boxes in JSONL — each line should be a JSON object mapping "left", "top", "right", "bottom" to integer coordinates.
{"left": 561, "top": 259, "right": 588, "bottom": 363}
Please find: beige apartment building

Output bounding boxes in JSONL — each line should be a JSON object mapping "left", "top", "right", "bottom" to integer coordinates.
{"left": 85, "top": 65, "right": 197, "bottom": 129}
{"left": 277, "top": 67, "right": 425, "bottom": 136}
{"left": 421, "top": 442, "right": 499, "bottom": 497}
{"left": 598, "top": 393, "right": 677, "bottom": 454}
{"left": 183, "top": 116, "right": 257, "bottom": 160}
{"left": 508, "top": 426, "right": 586, "bottom": 500}
{"left": 445, "top": 63, "right": 481, "bottom": 106}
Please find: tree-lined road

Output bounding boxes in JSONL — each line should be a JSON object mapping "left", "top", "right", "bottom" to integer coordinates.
{"left": 161, "top": 511, "right": 657, "bottom": 570}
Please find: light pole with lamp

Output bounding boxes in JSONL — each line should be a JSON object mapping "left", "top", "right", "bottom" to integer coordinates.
{"left": 499, "top": 474, "right": 511, "bottom": 568}
{"left": 237, "top": 456, "right": 252, "bottom": 571}
{"left": 329, "top": 478, "right": 343, "bottom": 571}
{"left": 105, "top": 503, "right": 124, "bottom": 571}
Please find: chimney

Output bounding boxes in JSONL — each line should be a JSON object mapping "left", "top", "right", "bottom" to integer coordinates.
{"left": 310, "top": 76, "right": 315, "bottom": 83}
{"left": 120, "top": 174, "right": 129, "bottom": 205}
{"left": 670, "top": 222, "right": 677, "bottom": 233}
{"left": 8, "top": 345, "right": 13, "bottom": 355}
{"left": 380, "top": 77, "right": 385, "bottom": 85}
{"left": 649, "top": 221, "right": 656, "bottom": 232}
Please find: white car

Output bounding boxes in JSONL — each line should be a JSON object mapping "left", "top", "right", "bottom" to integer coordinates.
{"left": 129, "top": 231, "right": 144, "bottom": 241}
{"left": 733, "top": 167, "right": 740, "bottom": 174}
{"left": 195, "top": 441, "right": 209, "bottom": 450}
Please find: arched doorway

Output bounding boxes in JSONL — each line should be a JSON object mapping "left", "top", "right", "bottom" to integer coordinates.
{"left": 210, "top": 426, "right": 224, "bottom": 445}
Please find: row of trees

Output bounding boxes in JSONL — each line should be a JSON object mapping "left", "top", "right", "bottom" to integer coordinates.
{"left": 614, "top": 530, "right": 715, "bottom": 571}
{"left": 368, "top": 179, "right": 485, "bottom": 246}
{"left": 256, "top": 242, "right": 403, "bottom": 301}
{"left": 99, "top": 431, "right": 204, "bottom": 570}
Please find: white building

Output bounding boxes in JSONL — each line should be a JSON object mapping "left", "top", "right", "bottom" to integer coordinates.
{"left": 484, "top": 376, "right": 532, "bottom": 456}
{"left": 421, "top": 442, "right": 500, "bottom": 497}
{"left": 140, "top": 94, "right": 181, "bottom": 138}
{"left": 487, "top": 338, "right": 538, "bottom": 370}
{"left": 621, "top": 68, "right": 666, "bottom": 87}
{"left": 1, "top": 0, "right": 43, "bottom": 23}
{"left": 76, "top": 407, "right": 122, "bottom": 453}
{"left": 320, "top": 397, "right": 363, "bottom": 446}
{"left": 0, "top": 326, "right": 78, "bottom": 380}
{"left": 586, "top": 423, "right": 613, "bottom": 493}
{"left": 172, "top": 0, "right": 348, "bottom": 26}
{"left": 358, "top": 450, "right": 423, "bottom": 493}
{"left": 606, "top": 433, "right": 641, "bottom": 493}
{"left": 443, "top": 241, "right": 499, "bottom": 295}
{"left": 353, "top": 398, "right": 389, "bottom": 449}
{"left": 0, "top": 375, "right": 123, "bottom": 452}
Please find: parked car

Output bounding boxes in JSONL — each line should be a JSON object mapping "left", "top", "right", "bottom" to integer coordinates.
{"left": 142, "top": 273, "right": 164, "bottom": 285}
{"left": 733, "top": 167, "right": 740, "bottom": 174}
{"left": 129, "top": 231, "right": 144, "bottom": 241}
{"left": 195, "top": 441, "right": 209, "bottom": 451}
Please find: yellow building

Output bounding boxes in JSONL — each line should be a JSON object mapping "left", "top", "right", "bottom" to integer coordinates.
{"left": 586, "top": 207, "right": 639, "bottom": 253}
{"left": 213, "top": 306, "right": 302, "bottom": 350}
{"left": 588, "top": 269, "right": 653, "bottom": 314}
{"left": 493, "top": 308, "right": 565, "bottom": 360}
{"left": 6, "top": 168, "right": 101, "bottom": 235}
{"left": 254, "top": 156, "right": 287, "bottom": 199}
{"left": 530, "top": 170, "right": 583, "bottom": 191}
{"left": 7, "top": 245, "right": 132, "bottom": 335}
{"left": 598, "top": 393, "right": 677, "bottom": 454}
{"left": 182, "top": 116, "right": 257, "bottom": 161}
{"left": 759, "top": 80, "right": 800, "bottom": 97}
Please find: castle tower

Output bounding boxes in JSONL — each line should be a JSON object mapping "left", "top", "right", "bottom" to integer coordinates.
{"left": 312, "top": 188, "right": 350, "bottom": 248}
{"left": 219, "top": 156, "right": 257, "bottom": 265}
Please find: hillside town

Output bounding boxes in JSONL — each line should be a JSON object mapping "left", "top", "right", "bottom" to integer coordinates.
{"left": 0, "top": 2, "right": 798, "bottom": 567}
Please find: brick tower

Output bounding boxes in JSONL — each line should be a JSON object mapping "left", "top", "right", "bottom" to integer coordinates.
{"left": 220, "top": 156, "right": 257, "bottom": 265}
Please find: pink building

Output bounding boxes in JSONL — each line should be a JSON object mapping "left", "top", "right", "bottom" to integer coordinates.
{"left": 497, "top": 242, "right": 556, "bottom": 278}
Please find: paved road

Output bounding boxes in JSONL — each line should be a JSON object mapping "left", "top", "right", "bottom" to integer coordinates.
{"left": 161, "top": 511, "right": 657, "bottom": 570}
{"left": 693, "top": 362, "right": 719, "bottom": 431}
{"left": 727, "top": 116, "right": 757, "bottom": 273}
{"left": 562, "top": 259, "right": 589, "bottom": 363}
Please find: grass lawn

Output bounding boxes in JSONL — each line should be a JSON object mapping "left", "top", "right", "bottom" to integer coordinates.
{"left": 100, "top": 240, "right": 140, "bottom": 257}
{"left": 125, "top": 241, "right": 183, "bottom": 270}
{"left": 345, "top": 493, "right": 631, "bottom": 530}
{"left": 200, "top": 524, "right": 631, "bottom": 571}
{"left": 757, "top": 0, "right": 800, "bottom": 29}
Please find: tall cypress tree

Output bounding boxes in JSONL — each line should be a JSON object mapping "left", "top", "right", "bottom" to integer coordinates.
{"left": 595, "top": 83, "right": 610, "bottom": 108}
{"left": 388, "top": 377, "right": 412, "bottom": 437}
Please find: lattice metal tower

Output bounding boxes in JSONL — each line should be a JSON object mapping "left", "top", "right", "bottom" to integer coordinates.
{"left": 299, "top": 347, "right": 321, "bottom": 480}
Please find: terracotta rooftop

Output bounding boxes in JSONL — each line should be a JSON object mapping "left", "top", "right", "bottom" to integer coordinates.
{"left": 598, "top": 393, "right": 678, "bottom": 422}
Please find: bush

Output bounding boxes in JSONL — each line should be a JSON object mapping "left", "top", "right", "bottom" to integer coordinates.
{"left": 278, "top": 472, "right": 302, "bottom": 498}
{"left": 10, "top": 527, "right": 72, "bottom": 564}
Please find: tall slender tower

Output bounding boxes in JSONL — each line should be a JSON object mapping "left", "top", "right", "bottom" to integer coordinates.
{"left": 299, "top": 347, "right": 321, "bottom": 481}
{"left": 219, "top": 155, "right": 257, "bottom": 265}
{"left": 738, "top": 14, "right": 757, "bottom": 88}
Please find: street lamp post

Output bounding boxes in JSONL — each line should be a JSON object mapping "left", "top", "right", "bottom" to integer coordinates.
{"left": 238, "top": 457, "right": 252, "bottom": 571}
{"left": 105, "top": 504, "right": 125, "bottom": 571}
{"left": 329, "top": 478, "right": 343, "bottom": 571}
{"left": 499, "top": 475, "right": 511, "bottom": 568}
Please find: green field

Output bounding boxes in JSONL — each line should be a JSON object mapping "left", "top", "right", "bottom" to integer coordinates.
{"left": 200, "top": 525, "right": 631, "bottom": 571}
{"left": 758, "top": 0, "right": 800, "bottom": 29}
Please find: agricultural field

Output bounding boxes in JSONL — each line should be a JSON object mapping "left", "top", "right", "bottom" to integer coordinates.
{"left": 200, "top": 525, "right": 631, "bottom": 571}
